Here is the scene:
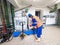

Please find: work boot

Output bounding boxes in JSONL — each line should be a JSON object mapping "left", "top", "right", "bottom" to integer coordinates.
{"left": 36, "top": 38, "right": 40, "bottom": 42}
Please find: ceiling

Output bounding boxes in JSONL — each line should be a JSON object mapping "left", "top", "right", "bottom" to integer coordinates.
{"left": 7, "top": 0, "right": 60, "bottom": 10}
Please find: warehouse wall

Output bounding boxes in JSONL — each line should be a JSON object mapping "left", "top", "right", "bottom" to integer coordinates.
{"left": 40, "top": 8, "right": 57, "bottom": 25}
{"left": 26, "top": 7, "right": 57, "bottom": 25}
{"left": 0, "top": 6, "right": 57, "bottom": 25}
{"left": 27, "top": 7, "right": 35, "bottom": 15}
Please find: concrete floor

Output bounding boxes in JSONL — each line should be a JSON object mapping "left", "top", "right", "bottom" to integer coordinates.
{"left": 0, "top": 26, "right": 60, "bottom": 45}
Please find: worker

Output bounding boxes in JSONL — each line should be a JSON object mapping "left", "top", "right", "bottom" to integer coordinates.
{"left": 28, "top": 14, "right": 43, "bottom": 41}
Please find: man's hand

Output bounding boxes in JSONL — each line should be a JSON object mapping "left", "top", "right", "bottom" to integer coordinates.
{"left": 30, "top": 24, "right": 32, "bottom": 27}
{"left": 30, "top": 26, "right": 34, "bottom": 29}
{"left": 30, "top": 24, "right": 38, "bottom": 29}
{"left": 31, "top": 26, "right": 36, "bottom": 30}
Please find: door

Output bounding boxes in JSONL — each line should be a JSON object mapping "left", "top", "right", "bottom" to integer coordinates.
{"left": 35, "top": 11, "right": 40, "bottom": 18}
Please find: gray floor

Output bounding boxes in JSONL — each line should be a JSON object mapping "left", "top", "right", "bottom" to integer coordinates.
{"left": 0, "top": 26, "right": 60, "bottom": 45}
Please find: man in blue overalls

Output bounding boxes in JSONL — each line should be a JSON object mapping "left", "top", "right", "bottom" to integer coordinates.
{"left": 28, "top": 14, "right": 43, "bottom": 41}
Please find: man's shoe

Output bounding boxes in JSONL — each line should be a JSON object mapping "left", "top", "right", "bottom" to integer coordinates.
{"left": 36, "top": 38, "right": 40, "bottom": 42}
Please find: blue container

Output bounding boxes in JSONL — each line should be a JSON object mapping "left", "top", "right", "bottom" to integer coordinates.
{"left": 13, "top": 31, "right": 21, "bottom": 37}
{"left": 13, "top": 29, "right": 37, "bottom": 37}
{"left": 24, "top": 30, "right": 33, "bottom": 35}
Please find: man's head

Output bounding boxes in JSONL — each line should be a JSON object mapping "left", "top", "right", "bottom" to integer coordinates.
{"left": 28, "top": 14, "right": 33, "bottom": 18}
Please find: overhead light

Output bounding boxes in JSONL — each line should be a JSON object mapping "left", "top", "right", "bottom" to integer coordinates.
{"left": 32, "top": 0, "right": 41, "bottom": 2}
{"left": 33, "top": 0, "right": 36, "bottom": 1}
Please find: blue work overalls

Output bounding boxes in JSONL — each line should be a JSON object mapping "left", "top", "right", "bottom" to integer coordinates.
{"left": 32, "top": 17, "right": 43, "bottom": 38}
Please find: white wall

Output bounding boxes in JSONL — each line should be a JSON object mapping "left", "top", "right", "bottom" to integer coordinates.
{"left": 15, "top": 7, "right": 57, "bottom": 25}
{"left": 41, "top": 8, "right": 57, "bottom": 25}
{"left": 27, "top": 7, "right": 35, "bottom": 16}
{"left": 28, "top": 7, "right": 57, "bottom": 25}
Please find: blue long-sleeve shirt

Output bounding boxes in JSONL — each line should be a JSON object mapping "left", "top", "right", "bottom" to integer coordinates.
{"left": 32, "top": 18, "right": 37, "bottom": 26}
